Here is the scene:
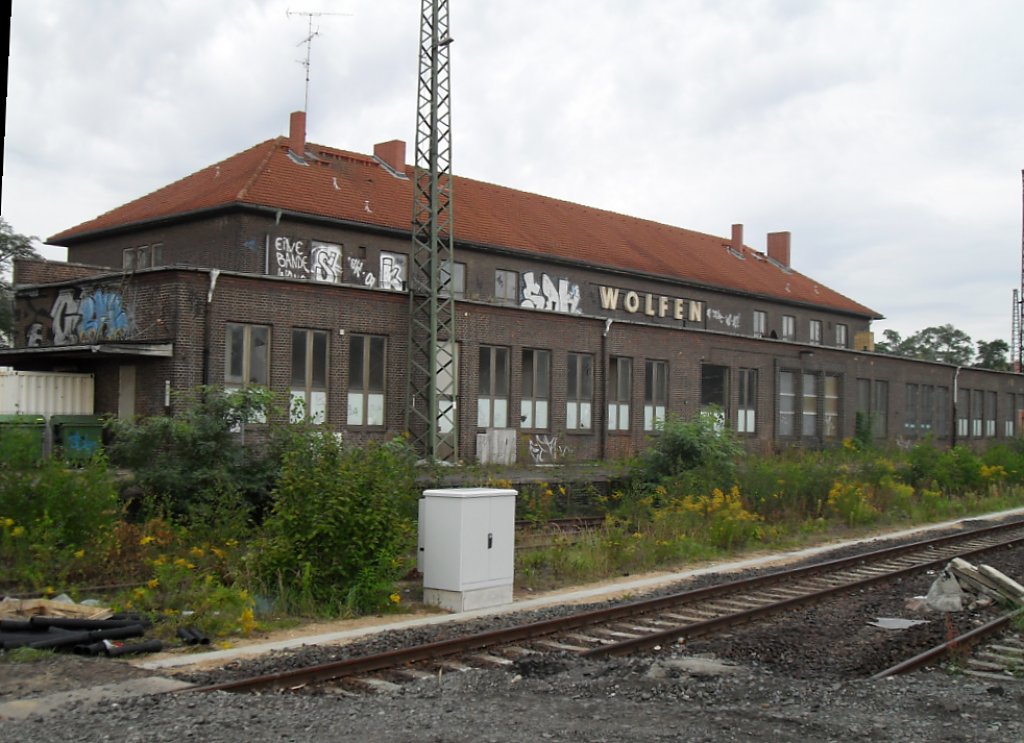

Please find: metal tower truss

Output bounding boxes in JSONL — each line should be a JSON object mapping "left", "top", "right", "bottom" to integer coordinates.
{"left": 407, "top": 0, "right": 457, "bottom": 461}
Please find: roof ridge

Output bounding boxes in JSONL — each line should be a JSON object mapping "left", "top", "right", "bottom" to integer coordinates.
{"left": 236, "top": 138, "right": 285, "bottom": 201}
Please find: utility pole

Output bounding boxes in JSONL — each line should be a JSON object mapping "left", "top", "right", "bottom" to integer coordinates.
{"left": 406, "top": 0, "right": 457, "bottom": 461}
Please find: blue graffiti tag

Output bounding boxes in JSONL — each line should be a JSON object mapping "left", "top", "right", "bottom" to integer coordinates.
{"left": 79, "top": 289, "right": 130, "bottom": 342}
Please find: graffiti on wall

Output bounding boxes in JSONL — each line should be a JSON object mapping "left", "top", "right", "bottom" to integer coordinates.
{"left": 311, "top": 242, "right": 342, "bottom": 283}
{"left": 24, "top": 286, "right": 132, "bottom": 347}
{"left": 520, "top": 272, "right": 581, "bottom": 314}
{"left": 706, "top": 308, "right": 741, "bottom": 330}
{"left": 346, "top": 256, "right": 376, "bottom": 287}
{"left": 271, "top": 237, "right": 342, "bottom": 284}
{"left": 379, "top": 252, "right": 407, "bottom": 292}
{"left": 272, "top": 237, "right": 309, "bottom": 278}
{"left": 527, "top": 434, "right": 571, "bottom": 464}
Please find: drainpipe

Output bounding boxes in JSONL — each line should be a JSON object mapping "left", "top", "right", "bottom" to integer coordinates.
{"left": 951, "top": 366, "right": 962, "bottom": 447}
{"left": 202, "top": 269, "right": 221, "bottom": 388}
{"left": 599, "top": 319, "right": 612, "bottom": 460}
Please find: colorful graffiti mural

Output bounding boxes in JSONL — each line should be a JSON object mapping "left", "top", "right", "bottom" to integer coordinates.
{"left": 23, "top": 286, "right": 133, "bottom": 347}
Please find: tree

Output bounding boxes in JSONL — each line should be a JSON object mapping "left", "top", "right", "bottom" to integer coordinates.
{"left": 975, "top": 339, "right": 1010, "bottom": 371}
{"left": 874, "top": 323, "right": 975, "bottom": 366}
{"left": 0, "top": 218, "right": 41, "bottom": 347}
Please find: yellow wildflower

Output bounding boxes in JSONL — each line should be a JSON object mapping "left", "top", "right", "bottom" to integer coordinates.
{"left": 139, "top": 535, "right": 156, "bottom": 546}
{"left": 74, "top": 549, "right": 86, "bottom": 559}
{"left": 147, "top": 578, "right": 160, "bottom": 589}
{"left": 389, "top": 592, "right": 401, "bottom": 605}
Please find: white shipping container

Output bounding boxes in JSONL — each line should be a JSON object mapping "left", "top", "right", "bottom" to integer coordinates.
{"left": 0, "top": 371, "right": 95, "bottom": 417}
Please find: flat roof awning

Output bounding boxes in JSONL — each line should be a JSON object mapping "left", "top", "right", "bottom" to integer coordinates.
{"left": 0, "top": 343, "right": 174, "bottom": 363}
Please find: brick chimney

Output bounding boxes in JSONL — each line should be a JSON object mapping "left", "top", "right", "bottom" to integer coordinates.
{"left": 731, "top": 223, "right": 744, "bottom": 252}
{"left": 289, "top": 111, "right": 306, "bottom": 155}
{"left": 767, "top": 231, "right": 791, "bottom": 267}
{"left": 374, "top": 140, "right": 406, "bottom": 173}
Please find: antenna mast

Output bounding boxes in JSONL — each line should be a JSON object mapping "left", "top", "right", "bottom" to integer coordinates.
{"left": 287, "top": 8, "right": 349, "bottom": 113}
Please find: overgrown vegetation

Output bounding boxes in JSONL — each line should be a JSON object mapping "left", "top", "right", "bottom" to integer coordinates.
{"left": 4, "top": 391, "right": 1024, "bottom": 641}
{"left": 516, "top": 418, "right": 1024, "bottom": 589}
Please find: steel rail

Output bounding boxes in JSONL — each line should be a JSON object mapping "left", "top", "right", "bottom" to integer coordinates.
{"left": 183, "top": 518, "right": 1024, "bottom": 694}
{"left": 584, "top": 526, "right": 1024, "bottom": 657}
{"left": 871, "top": 607, "right": 1024, "bottom": 679}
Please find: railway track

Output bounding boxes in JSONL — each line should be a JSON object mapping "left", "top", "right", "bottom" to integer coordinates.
{"left": 183, "top": 518, "right": 1024, "bottom": 696}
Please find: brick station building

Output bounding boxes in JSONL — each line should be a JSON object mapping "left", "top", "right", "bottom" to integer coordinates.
{"left": 4, "top": 111, "right": 1022, "bottom": 463}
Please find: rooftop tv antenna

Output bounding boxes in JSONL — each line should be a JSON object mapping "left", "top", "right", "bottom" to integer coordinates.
{"left": 287, "top": 8, "right": 351, "bottom": 112}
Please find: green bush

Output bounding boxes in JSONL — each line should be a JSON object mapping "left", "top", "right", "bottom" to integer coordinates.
{"left": 107, "top": 386, "right": 287, "bottom": 522}
{"left": 0, "top": 427, "right": 120, "bottom": 589}
{"left": 252, "top": 432, "right": 419, "bottom": 615}
{"left": 635, "top": 411, "right": 741, "bottom": 487}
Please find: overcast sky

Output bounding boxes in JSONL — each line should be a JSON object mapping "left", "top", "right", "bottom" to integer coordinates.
{"left": 5, "top": 0, "right": 1024, "bottom": 348}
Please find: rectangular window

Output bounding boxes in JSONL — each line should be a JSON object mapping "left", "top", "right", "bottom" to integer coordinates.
{"left": 225, "top": 323, "right": 270, "bottom": 386}
{"left": 779, "top": 371, "right": 795, "bottom": 436}
{"left": 971, "top": 389, "right": 983, "bottom": 437}
{"left": 936, "top": 386, "right": 950, "bottom": 437}
{"left": 122, "top": 248, "right": 135, "bottom": 271}
{"left": 957, "top": 388, "right": 970, "bottom": 438}
{"left": 753, "top": 310, "right": 767, "bottom": 337}
{"left": 809, "top": 320, "right": 822, "bottom": 345}
{"left": 1005, "top": 394, "right": 1017, "bottom": 437}
{"left": 905, "top": 383, "right": 919, "bottom": 434}
{"left": 823, "top": 375, "right": 840, "bottom": 438}
{"left": 291, "top": 329, "right": 328, "bottom": 423}
{"left": 985, "top": 390, "right": 997, "bottom": 437}
{"left": 608, "top": 357, "right": 632, "bottom": 431}
{"left": 836, "top": 323, "right": 849, "bottom": 348}
{"left": 644, "top": 360, "right": 668, "bottom": 431}
{"left": 441, "top": 261, "right": 466, "bottom": 298}
{"left": 782, "top": 315, "right": 795, "bottom": 341}
{"left": 478, "top": 345, "right": 510, "bottom": 428}
{"left": 872, "top": 380, "right": 888, "bottom": 438}
{"left": 566, "top": 353, "right": 593, "bottom": 430}
{"left": 494, "top": 269, "right": 518, "bottom": 304}
{"left": 801, "top": 373, "right": 818, "bottom": 436}
{"left": 919, "top": 385, "right": 934, "bottom": 433}
{"left": 737, "top": 368, "right": 757, "bottom": 433}
{"left": 347, "top": 335, "right": 385, "bottom": 427}
{"left": 136, "top": 246, "right": 151, "bottom": 270}
{"left": 521, "top": 349, "right": 551, "bottom": 429}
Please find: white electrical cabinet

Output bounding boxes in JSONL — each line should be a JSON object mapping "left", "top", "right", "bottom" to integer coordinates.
{"left": 419, "top": 487, "right": 516, "bottom": 612}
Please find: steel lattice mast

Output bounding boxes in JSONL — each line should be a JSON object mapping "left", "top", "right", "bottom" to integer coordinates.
{"left": 406, "top": 0, "right": 457, "bottom": 461}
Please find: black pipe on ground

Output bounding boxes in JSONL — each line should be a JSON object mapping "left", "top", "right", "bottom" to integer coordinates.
{"left": 105, "top": 639, "right": 164, "bottom": 657}
{"left": 29, "top": 616, "right": 152, "bottom": 631}
{"left": 27, "top": 623, "right": 146, "bottom": 650}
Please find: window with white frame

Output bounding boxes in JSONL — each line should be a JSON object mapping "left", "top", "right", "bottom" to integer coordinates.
{"left": 478, "top": 345, "right": 510, "bottom": 428}
{"left": 835, "top": 323, "right": 849, "bottom": 348}
{"left": 347, "top": 334, "right": 385, "bottom": 427}
{"left": 801, "top": 373, "right": 818, "bottom": 436}
{"left": 494, "top": 269, "right": 518, "bottom": 304}
{"left": 752, "top": 310, "right": 767, "bottom": 337}
{"left": 521, "top": 348, "right": 551, "bottom": 429}
{"left": 737, "top": 368, "right": 757, "bottom": 433}
{"left": 566, "top": 353, "right": 593, "bottom": 430}
{"left": 643, "top": 360, "right": 667, "bottom": 431}
{"left": 782, "top": 315, "right": 795, "bottom": 341}
{"left": 779, "top": 371, "right": 796, "bottom": 436}
{"left": 291, "top": 329, "right": 328, "bottom": 423}
{"left": 957, "top": 388, "right": 970, "bottom": 437}
{"left": 608, "top": 357, "right": 632, "bottom": 431}
{"left": 971, "top": 389, "right": 983, "bottom": 437}
{"left": 823, "top": 375, "right": 840, "bottom": 438}
{"left": 809, "top": 320, "right": 822, "bottom": 345}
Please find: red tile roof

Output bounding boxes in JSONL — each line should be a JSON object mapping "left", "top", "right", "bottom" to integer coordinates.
{"left": 50, "top": 137, "right": 880, "bottom": 318}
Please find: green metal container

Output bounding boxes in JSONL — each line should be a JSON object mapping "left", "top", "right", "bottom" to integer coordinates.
{"left": 0, "top": 414, "right": 48, "bottom": 460}
{"left": 51, "top": 414, "right": 105, "bottom": 462}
